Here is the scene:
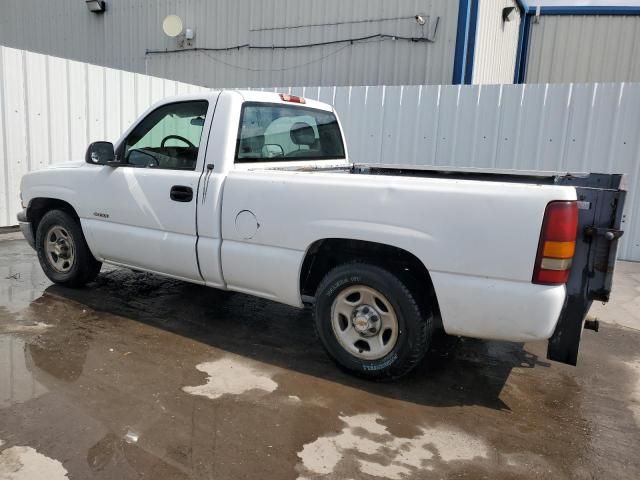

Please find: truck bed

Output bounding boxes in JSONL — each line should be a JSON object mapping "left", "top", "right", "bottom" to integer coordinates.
{"left": 261, "top": 162, "right": 625, "bottom": 190}
{"left": 252, "top": 161, "right": 626, "bottom": 365}
{"left": 356, "top": 164, "right": 626, "bottom": 364}
{"left": 355, "top": 164, "right": 625, "bottom": 189}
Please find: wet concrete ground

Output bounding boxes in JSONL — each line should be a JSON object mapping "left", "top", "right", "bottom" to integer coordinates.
{"left": 1, "top": 233, "right": 639, "bottom": 479}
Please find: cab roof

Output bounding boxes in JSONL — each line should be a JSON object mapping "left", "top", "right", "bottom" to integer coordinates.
{"left": 234, "top": 90, "right": 334, "bottom": 112}
{"left": 148, "top": 90, "right": 334, "bottom": 113}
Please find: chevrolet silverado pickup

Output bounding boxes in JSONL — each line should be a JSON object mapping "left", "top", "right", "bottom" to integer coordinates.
{"left": 17, "top": 90, "right": 626, "bottom": 379}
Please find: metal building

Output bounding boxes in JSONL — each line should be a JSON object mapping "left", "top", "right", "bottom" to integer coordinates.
{"left": 0, "top": 0, "right": 459, "bottom": 88}
{"left": 0, "top": 0, "right": 530, "bottom": 88}
{"left": 515, "top": 1, "right": 640, "bottom": 83}
{"left": 3, "top": 1, "right": 640, "bottom": 87}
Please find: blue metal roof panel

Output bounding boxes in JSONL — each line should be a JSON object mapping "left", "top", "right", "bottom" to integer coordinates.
{"left": 522, "top": 1, "right": 640, "bottom": 13}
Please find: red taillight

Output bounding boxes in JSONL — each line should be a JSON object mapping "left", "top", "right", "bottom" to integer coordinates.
{"left": 532, "top": 201, "right": 578, "bottom": 285}
{"left": 279, "top": 93, "right": 305, "bottom": 104}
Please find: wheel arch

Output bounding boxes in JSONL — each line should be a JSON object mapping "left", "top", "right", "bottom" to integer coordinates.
{"left": 26, "top": 197, "right": 80, "bottom": 239}
{"left": 299, "top": 238, "right": 442, "bottom": 327}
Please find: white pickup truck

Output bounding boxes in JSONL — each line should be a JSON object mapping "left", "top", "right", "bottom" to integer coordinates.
{"left": 17, "top": 90, "right": 626, "bottom": 379}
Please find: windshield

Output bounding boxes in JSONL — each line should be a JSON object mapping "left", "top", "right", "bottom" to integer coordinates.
{"left": 235, "top": 102, "right": 345, "bottom": 163}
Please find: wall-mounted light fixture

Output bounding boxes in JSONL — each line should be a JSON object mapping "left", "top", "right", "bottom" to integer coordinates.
{"left": 502, "top": 6, "right": 516, "bottom": 23}
{"left": 86, "top": 1, "right": 106, "bottom": 13}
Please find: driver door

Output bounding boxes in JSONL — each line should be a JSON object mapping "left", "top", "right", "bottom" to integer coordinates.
{"left": 83, "top": 99, "right": 213, "bottom": 282}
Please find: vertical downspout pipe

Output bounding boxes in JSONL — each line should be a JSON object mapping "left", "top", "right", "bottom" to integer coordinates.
{"left": 463, "top": 0, "right": 479, "bottom": 84}
{"left": 514, "top": 9, "right": 532, "bottom": 83}
{"left": 452, "top": 0, "right": 472, "bottom": 84}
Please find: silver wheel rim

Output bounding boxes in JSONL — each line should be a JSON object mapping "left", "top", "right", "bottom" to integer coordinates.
{"left": 330, "top": 285, "right": 399, "bottom": 360}
{"left": 44, "top": 225, "right": 76, "bottom": 273}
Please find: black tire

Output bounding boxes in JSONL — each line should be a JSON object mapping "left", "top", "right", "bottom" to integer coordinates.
{"left": 35, "top": 209, "right": 102, "bottom": 287}
{"left": 314, "top": 263, "right": 432, "bottom": 381}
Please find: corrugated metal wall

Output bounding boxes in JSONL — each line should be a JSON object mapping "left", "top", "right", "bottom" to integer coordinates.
{"left": 525, "top": 15, "right": 640, "bottom": 83}
{"left": 1, "top": 46, "right": 638, "bottom": 260}
{"left": 0, "top": 0, "right": 459, "bottom": 88}
{"left": 0, "top": 46, "right": 207, "bottom": 229}
{"left": 472, "top": 0, "right": 520, "bottom": 84}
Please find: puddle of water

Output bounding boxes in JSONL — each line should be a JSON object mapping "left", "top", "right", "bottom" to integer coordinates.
{"left": 124, "top": 430, "right": 139, "bottom": 444}
{"left": 0, "top": 336, "right": 48, "bottom": 408}
{"left": 0, "top": 443, "right": 68, "bottom": 480}
{"left": 182, "top": 357, "right": 278, "bottom": 400}
{"left": 296, "top": 413, "right": 490, "bottom": 479}
{"left": 0, "top": 257, "right": 49, "bottom": 314}
{"left": 0, "top": 322, "right": 52, "bottom": 334}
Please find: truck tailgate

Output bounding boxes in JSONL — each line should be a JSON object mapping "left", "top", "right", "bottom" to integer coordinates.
{"left": 548, "top": 173, "right": 627, "bottom": 365}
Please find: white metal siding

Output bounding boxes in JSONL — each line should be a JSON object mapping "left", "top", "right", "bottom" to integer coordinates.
{"left": 0, "top": 0, "right": 459, "bottom": 88}
{"left": 1, "top": 46, "right": 638, "bottom": 261}
{"left": 472, "top": 0, "right": 521, "bottom": 84}
{"left": 526, "top": 15, "right": 640, "bottom": 83}
{"left": 0, "top": 46, "right": 207, "bottom": 228}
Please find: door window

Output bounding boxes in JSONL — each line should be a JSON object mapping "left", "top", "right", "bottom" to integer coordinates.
{"left": 122, "top": 101, "right": 208, "bottom": 170}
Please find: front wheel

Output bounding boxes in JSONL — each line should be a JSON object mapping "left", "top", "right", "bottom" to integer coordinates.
{"left": 35, "top": 209, "right": 102, "bottom": 287}
{"left": 314, "top": 263, "right": 432, "bottom": 380}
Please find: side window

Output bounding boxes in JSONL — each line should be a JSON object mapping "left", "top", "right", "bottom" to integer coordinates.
{"left": 236, "top": 103, "right": 345, "bottom": 162}
{"left": 122, "top": 101, "right": 208, "bottom": 170}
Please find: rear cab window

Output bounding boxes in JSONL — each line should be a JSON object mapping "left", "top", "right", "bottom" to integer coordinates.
{"left": 235, "top": 102, "right": 345, "bottom": 163}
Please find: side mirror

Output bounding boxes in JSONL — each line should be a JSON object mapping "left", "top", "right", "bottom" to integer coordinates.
{"left": 85, "top": 141, "right": 115, "bottom": 165}
{"left": 262, "top": 144, "right": 284, "bottom": 158}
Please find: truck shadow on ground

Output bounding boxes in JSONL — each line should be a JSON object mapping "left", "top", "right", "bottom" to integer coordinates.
{"left": 45, "top": 268, "right": 552, "bottom": 412}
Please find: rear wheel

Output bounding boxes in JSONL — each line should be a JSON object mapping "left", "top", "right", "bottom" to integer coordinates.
{"left": 35, "top": 209, "right": 102, "bottom": 287}
{"left": 314, "top": 263, "right": 432, "bottom": 380}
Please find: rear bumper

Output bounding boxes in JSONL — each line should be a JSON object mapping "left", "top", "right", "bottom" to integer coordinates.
{"left": 17, "top": 210, "right": 35, "bottom": 249}
{"left": 431, "top": 271, "right": 565, "bottom": 342}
